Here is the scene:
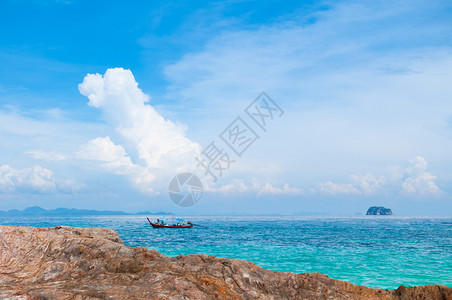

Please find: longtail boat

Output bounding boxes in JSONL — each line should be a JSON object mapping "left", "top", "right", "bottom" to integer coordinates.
{"left": 147, "top": 217, "right": 193, "bottom": 228}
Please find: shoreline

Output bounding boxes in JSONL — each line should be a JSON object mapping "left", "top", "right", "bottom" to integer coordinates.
{"left": 0, "top": 224, "right": 451, "bottom": 299}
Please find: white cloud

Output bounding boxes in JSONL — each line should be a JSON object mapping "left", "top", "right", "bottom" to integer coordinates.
{"left": 351, "top": 173, "right": 386, "bottom": 195}
{"left": 207, "top": 178, "right": 257, "bottom": 194}
{"left": 313, "top": 156, "right": 442, "bottom": 197}
{"left": 76, "top": 137, "right": 158, "bottom": 195}
{"left": 402, "top": 156, "right": 441, "bottom": 196}
{"left": 25, "top": 150, "right": 68, "bottom": 162}
{"left": 0, "top": 164, "right": 80, "bottom": 194}
{"left": 314, "top": 181, "right": 361, "bottom": 195}
{"left": 258, "top": 182, "right": 302, "bottom": 196}
{"left": 76, "top": 137, "right": 138, "bottom": 175}
{"left": 78, "top": 68, "right": 201, "bottom": 195}
{"left": 208, "top": 178, "right": 302, "bottom": 196}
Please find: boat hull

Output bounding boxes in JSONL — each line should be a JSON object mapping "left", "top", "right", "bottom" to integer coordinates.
{"left": 147, "top": 218, "right": 193, "bottom": 228}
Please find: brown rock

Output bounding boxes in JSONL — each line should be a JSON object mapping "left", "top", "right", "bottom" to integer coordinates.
{"left": 0, "top": 225, "right": 450, "bottom": 299}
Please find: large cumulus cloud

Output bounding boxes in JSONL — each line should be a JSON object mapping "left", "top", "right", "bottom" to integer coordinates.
{"left": 78, "top": 68, "right": 201, "bottom": 194}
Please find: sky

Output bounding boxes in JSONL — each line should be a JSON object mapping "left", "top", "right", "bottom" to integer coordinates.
{"left": 0, "top": 0, "right": 451, "bottom": 215}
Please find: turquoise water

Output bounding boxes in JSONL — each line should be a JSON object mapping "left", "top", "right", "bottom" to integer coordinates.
{"left": 1, "top": 215, "right": 451, "bottom": 289}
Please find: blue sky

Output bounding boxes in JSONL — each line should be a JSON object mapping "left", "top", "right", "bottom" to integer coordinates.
{"left": 0, "top": 0, "right": 451, "bottom": 215}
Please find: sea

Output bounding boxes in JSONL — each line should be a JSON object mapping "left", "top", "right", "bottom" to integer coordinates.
{"left": 1, "top": 215, "right": 450, "bottom": 290}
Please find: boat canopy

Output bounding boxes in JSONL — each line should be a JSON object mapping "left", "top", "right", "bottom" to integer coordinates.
{"left": 176, "top": 218, "right": 184, "bottom": 222}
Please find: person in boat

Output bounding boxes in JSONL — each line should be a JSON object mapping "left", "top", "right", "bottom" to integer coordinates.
{"left": 156, "top": 218, "right": 160, "bottom": 224}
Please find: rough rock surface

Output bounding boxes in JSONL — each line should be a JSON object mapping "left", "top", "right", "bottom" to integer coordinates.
{"left": 0, "top": 225, "right": 450, "bottom": 299}
{"left": 366, "top": 206, "right": 393, "bottom": 215}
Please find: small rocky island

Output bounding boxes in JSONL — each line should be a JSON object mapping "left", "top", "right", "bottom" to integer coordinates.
{"left": 366, "top": 206, "right": 393, "bottom": 215}
{"left": 0, "top": 225, "right": 450, "bottom": 299}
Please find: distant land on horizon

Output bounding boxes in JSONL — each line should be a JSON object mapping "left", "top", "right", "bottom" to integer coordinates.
{"left": 0, "top": 206, "right": 172, "bottom": 217}
{"left": 0, "top": 208, "right": 332, "bottom": 217}
{"left": 0, "top": 207, "right": 401, "bottom": 217}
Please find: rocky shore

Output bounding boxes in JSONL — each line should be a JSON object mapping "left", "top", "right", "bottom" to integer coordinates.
{"left": 0, "top": 225, "right": 450, "bottom": 299}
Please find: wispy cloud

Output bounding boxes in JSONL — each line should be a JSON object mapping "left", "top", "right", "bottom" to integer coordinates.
{"left": 314, "top": 181, "right": 360, "bottom": 195}
{"left": 207, "top": 178, "right": 302, "bottom": 196}
{"left": 161, "top": 0, "right": 452, "bottom": 202}
{"left": 163, "top": 1, "right": 452, "bottom": 109}
{"left": 25, "top": 150, "right": 68, "bottom": 162}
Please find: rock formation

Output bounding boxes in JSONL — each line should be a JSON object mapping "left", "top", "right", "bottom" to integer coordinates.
{"left": 0, "top": 225, "right": 450, "bottom": 299}
{"left": 366, "top": 206, "right": 393, "bottom": 215}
